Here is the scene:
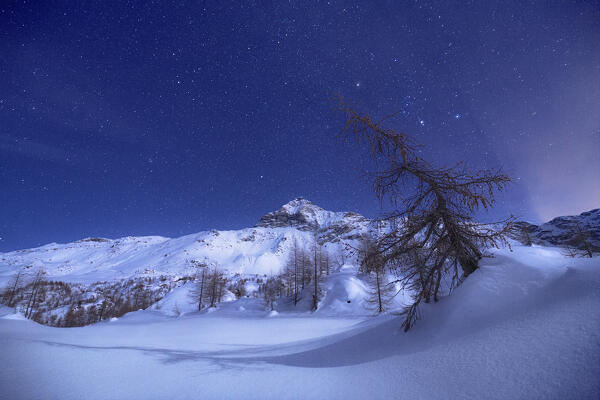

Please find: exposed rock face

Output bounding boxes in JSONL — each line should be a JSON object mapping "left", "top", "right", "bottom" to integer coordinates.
{"left": 256, "top": 198, "right": 373, "bottom": 241}
{"left": 256, "top": 198, "right": 322, "bottom": 231}
{"left": 318, "top": 212, "right": 372, "bottom": 243}
{"left": 517, "top": 208, "right": 600, "bottom": 251}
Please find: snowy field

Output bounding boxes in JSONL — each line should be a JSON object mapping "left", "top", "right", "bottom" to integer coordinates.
{"left": 1, "top": 246, "right": 599, "bottom": 399}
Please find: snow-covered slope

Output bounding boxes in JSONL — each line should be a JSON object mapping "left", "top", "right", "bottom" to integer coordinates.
{"left": 4, "top": 200, "right": 595, "bottom": 287}
{"left": 1, "top": 201, "right": 598, "bottom": 329}
{"left": 0, "top": 198, "right": 372, "bottom": 285}
{"left": 0, "top": 201, "right": 599, "bottom": 398}
{"left": 0, "top": 245, "right": 598, "bottom": 400}
{"left": 516, "top": 208, "right": 600, "bottom": 250}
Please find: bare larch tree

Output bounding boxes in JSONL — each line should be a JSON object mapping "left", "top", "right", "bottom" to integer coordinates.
{"left": 2, "top": 269, "right": 24, "bottom": 307}
{"left": 336, "top": 96, "right": 514, "bottom": 330}
{"left": 312, "top": 230, "right": 321, "bottom": 311}
{"left": 263, "top": 276, "right": 284, "bottom": 311}
{"left": 563, "top": 222, "right": 595, "bottom": 258}
{"left": 360, "top": 235, "right": 394, "bottom": 313}
{"left": 188, "top": 260, "right": 208, "bottom": 311}
{"left": 285, "top": 238, "right": 301, "bottom": 305}
{"left": 206, "top": 267, "right": 227, "bottom": 308}
{"left": 24, "top": 268, "right": 46, "bottom": 319}
{"left": 510, "top": 222, "right": 534, "bottom": 246}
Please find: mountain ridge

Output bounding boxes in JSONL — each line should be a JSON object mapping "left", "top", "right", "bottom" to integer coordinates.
{"left": 0, "top": 200, "right": 598, "bottom": 328}
{"left": 514, "top": 208, "right": 600, "bottom": 251}
{"left": 0, "top": 198, "right": 371, "bottom": 284}
{"left": 1, "top": 201, "right": 598, "bottom": 284}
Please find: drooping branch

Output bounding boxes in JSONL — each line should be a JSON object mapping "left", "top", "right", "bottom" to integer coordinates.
{"left": 334, "top": 95, "right": 514, "bottom": 330}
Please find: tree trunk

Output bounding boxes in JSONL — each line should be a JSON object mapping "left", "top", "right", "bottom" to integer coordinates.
{"left": 459, "top": 256, "right": 479, "bottom": 277}
{"left": 5, "top": 271, "right": 22, "bottom": 307}
{"left": 313, "top": 242, "right": 319, "bottom": 311}
{"left": 433, "top": 268, "right": 442, "bottom": 302}
{"left": 376, "top": 268, "right": 383, "bottom": 313}
{"left": 198, "top": 269, "right": 205, "bottom": 311}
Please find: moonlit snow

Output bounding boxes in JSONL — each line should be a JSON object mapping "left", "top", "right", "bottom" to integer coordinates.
{"left": 1, "top": 245, "right": 598, "bottom": 399}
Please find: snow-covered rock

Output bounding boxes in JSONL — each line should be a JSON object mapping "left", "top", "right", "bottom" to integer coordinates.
{"left": 256, "top": 197, "right": 369, "bottom": 231}
{"left": 516, "top": 208, "right": 600, "bottom": 250}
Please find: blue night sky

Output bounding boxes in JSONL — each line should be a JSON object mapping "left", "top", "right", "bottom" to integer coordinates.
{"left": 1, "top": 1, "right": 599, "bottom": 252}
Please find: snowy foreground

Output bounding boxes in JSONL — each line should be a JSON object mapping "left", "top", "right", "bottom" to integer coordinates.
{"left": 1, "top": 245, "right": 599, "bottom": 400}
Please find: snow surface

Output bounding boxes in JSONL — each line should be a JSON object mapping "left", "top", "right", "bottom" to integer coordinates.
{"left": 0, "top": 226, "right": 355, "bottom": 284}
{"left": 1, "top": 245, "right": 598, "bottom": 399}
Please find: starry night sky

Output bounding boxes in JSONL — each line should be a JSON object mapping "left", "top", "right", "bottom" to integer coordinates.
{"left": 1, "top": 1, "right": 599, "bottom": 251}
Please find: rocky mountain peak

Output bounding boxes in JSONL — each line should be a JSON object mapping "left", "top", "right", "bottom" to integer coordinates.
{"left": 515, "top": 208, "right": 600, "bottom": 251}
{"left": 280, "top": 197, "right": 316, "bottom": 211}
{"left": 255, "top": 198, "right": 366, "bottom": 232}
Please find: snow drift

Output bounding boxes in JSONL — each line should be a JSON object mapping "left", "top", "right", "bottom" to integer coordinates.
{"left": 0, "top": 245, "right": 598, "bottom": 399}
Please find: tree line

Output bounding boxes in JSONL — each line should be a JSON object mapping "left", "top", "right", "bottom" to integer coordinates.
{"left": 1, "top": 268, "right": 186, "bottom": 327}
{"left": 187, "top": 234, "right": 335, "bottom": 313}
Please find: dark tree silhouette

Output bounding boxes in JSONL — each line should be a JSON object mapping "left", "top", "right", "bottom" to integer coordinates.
{"left": 336, "top": 96, "right": 514, "bottom": 330}
{"left": 563, "top": 222, "right": 595, "bottom": 258}
{"left": 510, "top": 222, "right": 535, "bottom": 246}
{"left": 2, "top": 269, "right": 24, "bottom": 307}
{"left": 263, "top": 276, "right": 284, "bottom": 311}
{"left": 285, "top": 238, "right": 303, "bottom": 305}
{"left": 360, "top": 236, "right": 394, "bottom": 313}
{"left": 189, "top": 261, "right": 208, "bottom": 311}
{"left": 312, "top": 231, "right": 322, "bottom": 311}
{"left": 24, "top": 268, "right": 46, "bottom": 319}
{"left": 204, "top": 267, "right": 227, "bottom": 308}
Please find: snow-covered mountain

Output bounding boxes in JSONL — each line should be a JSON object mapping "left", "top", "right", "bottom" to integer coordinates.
{"left": 257, "top": 197, "right": 371, "bottom": 236}
{"left": 0, "top": 198, "right": 378, "bottom": 327}
{"left": 0, "top": 198, "right": 372, "bottom": 285}
{"left": 1, "top": 201, "right": 599, "bottom": 400}
{"left": 1, "top": 200, "right": 598, "bottom": 328}
{"left": 515, "top": 208, "right": 600, "bottom": 250}
{"left": 2, "top": 200, "right": 598, "bottom": 288}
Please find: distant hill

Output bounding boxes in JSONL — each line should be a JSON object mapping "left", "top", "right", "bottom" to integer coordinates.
{"left": 514, "top": 208, "right": 600, "bottom": 251}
